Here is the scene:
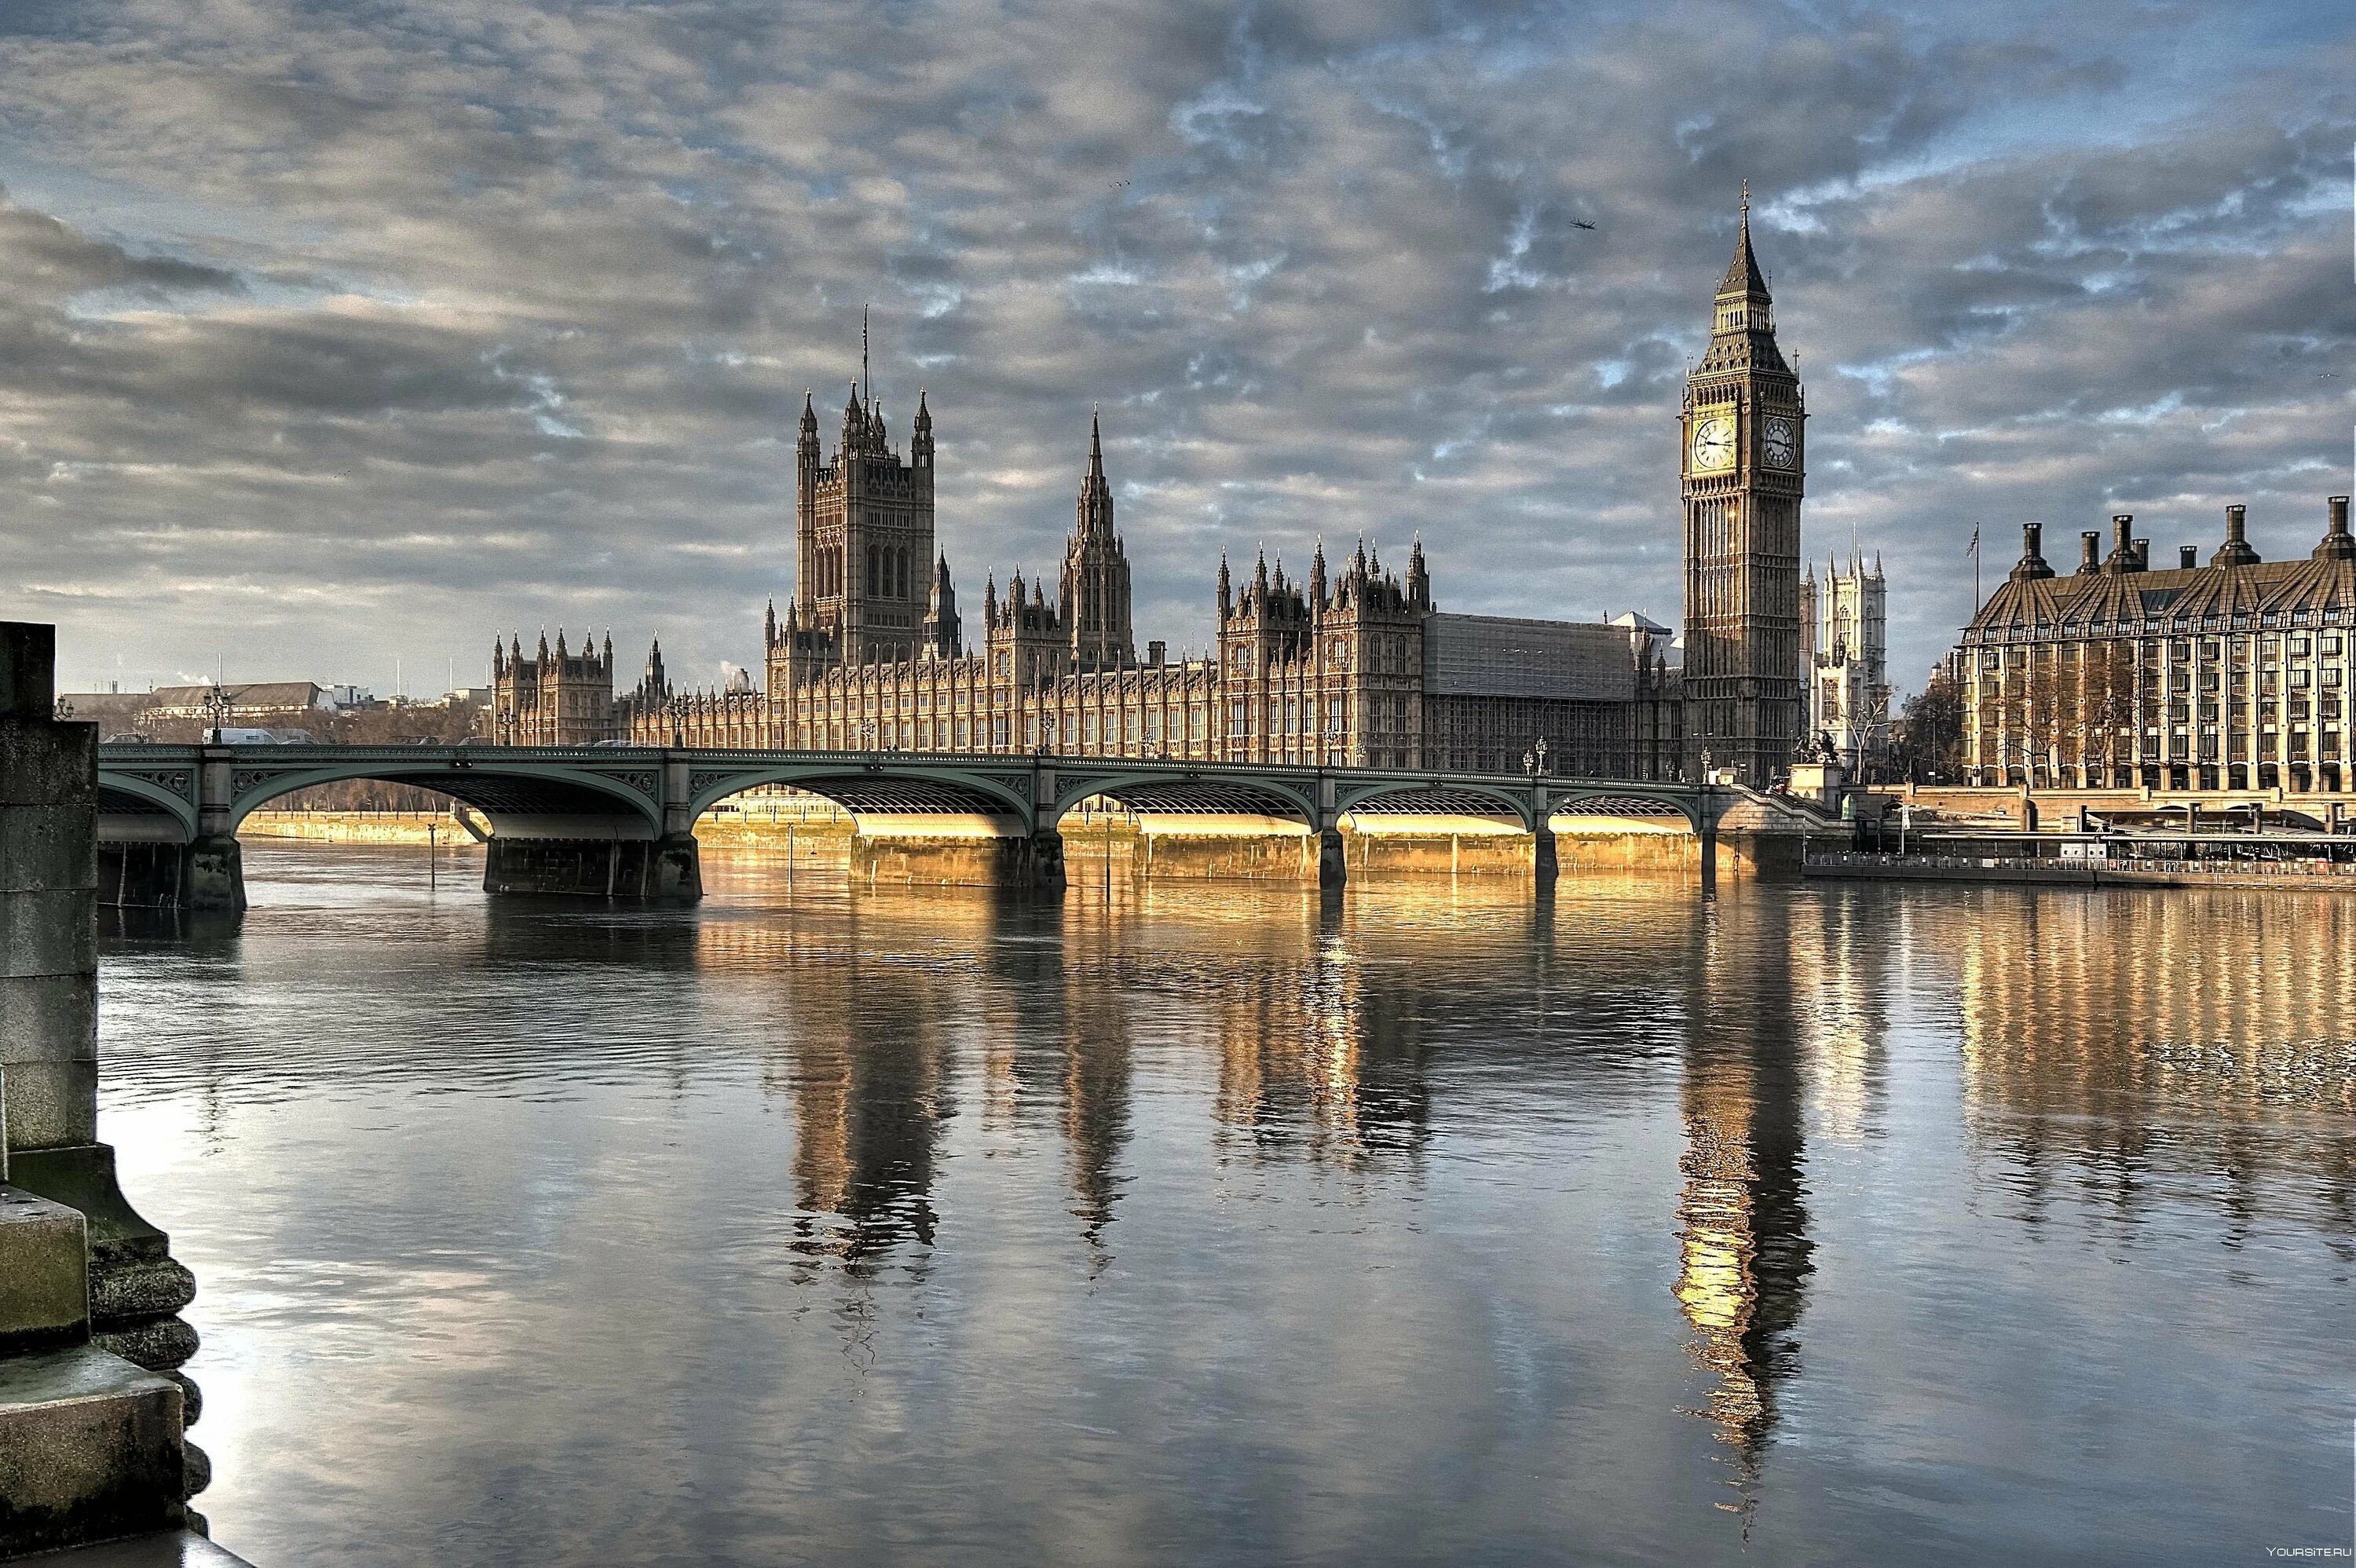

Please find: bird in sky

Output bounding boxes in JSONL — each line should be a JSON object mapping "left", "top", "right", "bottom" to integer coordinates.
{"left": 1570, "top": 219, "right": 1597, "bottom": 230}
{"left": 1110, "top": 179, "right": 1130, "bottom": 188}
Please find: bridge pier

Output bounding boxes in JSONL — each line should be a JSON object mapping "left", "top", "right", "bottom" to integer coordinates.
{"left": 1025, "top": 827, "right": 1066, "bottom": 891}
{"left": 92, "top": 835, "right": 244, "bottom": 912}
{"left": 182, "top": 835, "right": 245, "bottom": 912}
{"left": 2, "top": 623, "right": 205, "bottom": 1552}
{"left": 481, "top": 832, "right": 701, "bottom": 902}
{"left": 1315, "top": 825, "right": 1346, "bottom": 890}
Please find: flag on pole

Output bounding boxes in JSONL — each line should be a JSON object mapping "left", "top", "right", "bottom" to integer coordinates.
{"left": 1965, "top": 526, "right": 1980, "bottom": 558}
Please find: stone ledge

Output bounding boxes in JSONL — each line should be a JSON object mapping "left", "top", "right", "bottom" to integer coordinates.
{"left": 14, "top": 1527, "right": 252, "bottom": 1566}
{"left": 0, "top": 1346, "right": 183, "bottom": 1556}
{"left": 0, "top": 1188, "right": 89, "bottom": 1350}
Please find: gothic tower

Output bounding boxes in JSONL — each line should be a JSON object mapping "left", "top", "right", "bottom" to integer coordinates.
{"left": 792, "top": 320, "right": 937, "bottom": 669}
{"left": 1059, "top": 411, "right": 1134, "bottom": 671}
{"left": 1682, "top": 188, "right": 1805, "bottom": 785}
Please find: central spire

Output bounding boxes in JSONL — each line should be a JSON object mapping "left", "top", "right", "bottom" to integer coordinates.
{"left": 1718, "top": 180, "right": 1769, "bottom": 305}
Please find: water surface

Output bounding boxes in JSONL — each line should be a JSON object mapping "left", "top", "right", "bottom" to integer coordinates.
{"left": 98, "top": 843, "right": 2356, "bottom": 1565}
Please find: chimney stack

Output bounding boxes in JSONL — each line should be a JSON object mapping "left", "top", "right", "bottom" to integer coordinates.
{"left": 2179, "top": 545, "right": 2198, "bottom": 570}
{"left": 2079, "top": 532, "right": 2102, "bottom": 574}
{"left": 2315, "top": 495, "right": 2355, "bottom": 562}
{"left": 2105, "top": 514, "right": 2136, "bottom": 573}
{"left": 2211, "top": 503, "right": 2259, "bottom": 568}
{"left": 2010, "top": 521, "right": 2055, "bottom": 582}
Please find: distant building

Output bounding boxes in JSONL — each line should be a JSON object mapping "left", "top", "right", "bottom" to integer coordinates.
{"left": 488, "top": 631, "right": 625, "bottom": 746}
{"left": 488, "top": 403, "right": 1681, "bottom": 774}
{"left": 476, "top": 207, "right": 1852, "bottom": 781}
{"left": 1801, "top": 552, "right": 1888, "bottom": 769}
{"left": 1957, "top": 499, "right": 2356, "bottom": 792}
{"left": 1681, "top": 190, "right": 1806, "bottom": 786}
{"left": 57, "top": 681, "right": 346, "bottom": 734}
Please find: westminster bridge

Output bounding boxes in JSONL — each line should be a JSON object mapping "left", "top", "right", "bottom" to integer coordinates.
{"left": 91, "top": 741, "right": 1751, "bottom": 909}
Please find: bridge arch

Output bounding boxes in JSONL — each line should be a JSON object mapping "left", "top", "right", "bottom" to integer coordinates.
{"left": 1549, "top": 788, "right": 1708, "bottom": 834}
{"left": 684, "top": 763, "right": 1034, "bottom": 828}
{"left": 1331, "top": 780, "right": 1541, "bottom": 832}
{"left": 97, "top": 773, "right": 199, "bottom": 841}
{"left": 221, "top": 759, "right": 665, "bottom": 838}
{"left": 1049, "top": 769, "right": 1319, "bottom": 828}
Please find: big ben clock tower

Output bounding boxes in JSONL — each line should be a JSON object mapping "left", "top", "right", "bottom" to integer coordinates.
{"left": 1683, "top": 187, "right": 1805, "bottom": 788}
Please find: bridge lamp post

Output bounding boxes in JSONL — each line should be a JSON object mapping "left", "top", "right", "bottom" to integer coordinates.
{"left": 203, "top": 685, "right": 232, "bottom": 744}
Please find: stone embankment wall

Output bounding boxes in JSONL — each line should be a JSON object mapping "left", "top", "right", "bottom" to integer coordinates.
{"left": 243, "top": 802, "right": 1786, "bottom": 886}
{"left": 240, "top": 809, "right": 476, "bottom": 845}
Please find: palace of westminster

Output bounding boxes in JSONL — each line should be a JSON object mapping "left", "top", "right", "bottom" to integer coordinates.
{"left": 492, "top": 205, "right": 1843, "bottom": 788}
{"left": 486, "top": 192, "right": 2356, "bottom": 805}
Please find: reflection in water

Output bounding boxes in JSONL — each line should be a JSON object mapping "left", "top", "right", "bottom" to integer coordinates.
{"left": 1055, "top": 900, "right": 1132, "bottom": 1241}
{"left": 1947, "top": 890, "right": 2356, "bottom": 1239}
{"left": 1676, "top": 895, "right": 1813, "bottom": 1512}
{"left": 1209, "top": 900, "right": 1432, "bottom": 1168}
{"left": 92, "top": 844, "right": 2356, "bottom": 1567}
{"left": 1789, "top": 894, "right": 1892, "bottom": 1145}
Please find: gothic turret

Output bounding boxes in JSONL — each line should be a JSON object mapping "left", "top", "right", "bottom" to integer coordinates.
{"left": 922, "top": 554, "right": 961, "bottom": 660}
{"left": 912, "top": 387, "right": 934, "bottom": 469}
{"left": 1060, "top": 410, "right": 1133, "bottom": 670}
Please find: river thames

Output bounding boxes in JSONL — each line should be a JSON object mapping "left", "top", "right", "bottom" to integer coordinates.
{"left": 95, "top": 843, "right": 2356, "bottom": 1566}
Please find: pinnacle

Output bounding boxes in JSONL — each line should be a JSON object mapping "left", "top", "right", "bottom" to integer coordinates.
{"left": 1718, "top": 190, "right": 1769, "bottom": 300}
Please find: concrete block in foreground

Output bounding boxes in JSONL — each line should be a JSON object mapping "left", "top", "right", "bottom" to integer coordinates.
{"left": 0, "top": 1346, "right": 183, "bottom": 1555}
{"left": 0, "top": 1189, "right": 88, "bottom": 1351}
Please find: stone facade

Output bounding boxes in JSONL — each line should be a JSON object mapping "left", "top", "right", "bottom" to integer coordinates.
{"left": 1801, "top": 552, "right": 1887, "bottom": 769}
{"left": 1959, "top": 499, "right": 2356, "bottom": 792}
{"left": 488, "top": 394, "right": 1682, "bottom": 776}
{"left": 476, "top": 228, "right": 1846, "bottom": 780}
{"left": 488, "top": 630, "right": 622, "bottom": 746}
{"left": 1682, "top": 192, "right": 1805, "bottom": 786}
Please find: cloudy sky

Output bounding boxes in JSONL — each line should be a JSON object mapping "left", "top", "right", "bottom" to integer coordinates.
{"left": 2, "top": 0, "right": 2351, "bottom": 699}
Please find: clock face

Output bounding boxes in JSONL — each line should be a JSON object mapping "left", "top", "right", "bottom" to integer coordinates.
{"left": 1690, "top": 415, "right": 1736, "bottom": 474}
{"left": 1762, "top": 415, "right": 1796, "bottom": 470}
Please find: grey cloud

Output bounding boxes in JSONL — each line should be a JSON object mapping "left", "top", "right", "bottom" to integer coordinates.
{"left": 0, "top": 0, "right": 2350, "bottom": 694}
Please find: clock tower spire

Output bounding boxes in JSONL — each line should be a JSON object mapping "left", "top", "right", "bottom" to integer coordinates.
{"left": 1682, "top": 185, "right": 1805, "bottom": 788}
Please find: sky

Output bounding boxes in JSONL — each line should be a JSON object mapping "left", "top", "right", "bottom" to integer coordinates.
{"left": 2, "top": 0, "right": 2352, "bottom": 700}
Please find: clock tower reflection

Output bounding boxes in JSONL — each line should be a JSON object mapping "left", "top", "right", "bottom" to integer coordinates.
{"left": 1674, "top": 893, "right": 1814, "bottom": 1507}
